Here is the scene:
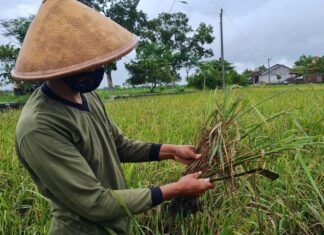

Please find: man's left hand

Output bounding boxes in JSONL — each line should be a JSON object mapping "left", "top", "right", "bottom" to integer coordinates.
{"left": 159, "top": 144, "right": 201, "bottom": 165}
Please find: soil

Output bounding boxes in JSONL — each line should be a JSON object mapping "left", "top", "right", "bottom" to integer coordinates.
{"left": 168, "top": 197, "right": 202, "bottom": 216}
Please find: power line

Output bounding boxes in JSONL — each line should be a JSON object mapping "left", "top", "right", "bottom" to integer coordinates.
{"left": 209, "top": 0, "right": 261, "bottom": 56}
{"left": 209, "top": 0, "right": 222, "bottom": 10}
{"left": 169, "top": 0, "right": 177, "bottom": 13}
{"left": 223, "top": 11, "right": 259, "bottom": 54}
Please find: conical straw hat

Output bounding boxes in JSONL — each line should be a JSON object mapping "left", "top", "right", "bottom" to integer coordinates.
{"left": 11, "top": 0, "right": 138, "bottom": 81}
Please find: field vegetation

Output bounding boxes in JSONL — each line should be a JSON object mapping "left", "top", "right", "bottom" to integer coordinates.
{"left": 0, "top": 84, "right": 323, "bottom": 234}
{"left": 0, "top": 92, "right": 30, "bottom": 103}
{"left": 0, "top": 85, "right": 193, "bottom": 103}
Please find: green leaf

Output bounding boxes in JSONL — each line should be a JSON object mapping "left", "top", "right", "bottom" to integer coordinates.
{"left": 296, "top": 150, "right": 324, "bottom": 204}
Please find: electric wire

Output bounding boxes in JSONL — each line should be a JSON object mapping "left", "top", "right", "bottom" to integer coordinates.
{"left": 223, "top": 10, "right": 260, "bottom": 54}
{"left": 169, "top": 0, "right": 177, "bottom": 13}
{"left": 209, "top": 0, "right": 262, "bottom": 56}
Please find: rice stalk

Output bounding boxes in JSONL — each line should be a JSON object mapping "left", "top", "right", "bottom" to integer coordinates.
{"left": 186, "top": 90, "right": 316, "bottom": 185}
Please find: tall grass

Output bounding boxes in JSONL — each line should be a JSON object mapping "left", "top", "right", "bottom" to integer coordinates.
{"left": 0, "top": 84, "right": 323, "bottom": 234}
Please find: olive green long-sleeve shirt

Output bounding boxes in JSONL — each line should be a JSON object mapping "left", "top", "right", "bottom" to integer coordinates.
{"left": 15, "top": 84, "right": 162, "bottom": 234}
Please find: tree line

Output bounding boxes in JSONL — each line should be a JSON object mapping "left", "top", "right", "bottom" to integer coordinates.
{"left": 0, "top": 0, "right": 323, "bottom": 94}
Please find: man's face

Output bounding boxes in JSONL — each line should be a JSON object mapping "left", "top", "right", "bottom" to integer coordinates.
{"left": 63, "top": 67, "right": 105, "bottom": 93}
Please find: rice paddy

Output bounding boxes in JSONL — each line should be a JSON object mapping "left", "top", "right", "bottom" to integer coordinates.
{"left": 0, "top": 84, "right": 323, "bottom": 234}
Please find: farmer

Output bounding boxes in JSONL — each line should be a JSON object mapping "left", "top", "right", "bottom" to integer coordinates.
{"left": 13, "top": 0, "right": 213, "bottom": 234}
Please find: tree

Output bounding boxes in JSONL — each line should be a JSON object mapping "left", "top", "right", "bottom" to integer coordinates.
{"left": 188, "top": 60, "right": 235, "bottom": 89}
{"left": 294, "top": 55, "right": 314, "bottom": 67}
{"left": 292, "top": 55, "right": 324, "bottom": 74}
{"left": 78, "top": 0, "right": 148, "bottom": 90}
{"left": 183, "top": 23, "right": 214, "bottom": 80}
{"left": 0, "top": 16, "right": 33, "bottom": 44}
{"left": 242, "top": 69, "right": 254, "bottom": 84}
{"left": 188, "top": 63, "right": 220, "bottom": 89}
{"left": 125, "top": 43, "right": 172, "bottom": 92}
{"left": 0, "top": 16, "right": 40, "bottom": 94}
{"left": 257, "top": 65, "right": 267, "bottom": 73}
{"left": 228, "top": 70, "right": 248, "bottom": 86}
{"left": 142, "top": 12, "right": 214, "bottom": 83}
{"left": 0, "top": 44, "right": 19, "bottom": 87}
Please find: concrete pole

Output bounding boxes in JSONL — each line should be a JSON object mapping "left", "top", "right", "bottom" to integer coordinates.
{"left": 268, "top": 58, "right": 272, "bottom": 84}
{"left": 220, "top": 9, "right": 225, "bottom": 88}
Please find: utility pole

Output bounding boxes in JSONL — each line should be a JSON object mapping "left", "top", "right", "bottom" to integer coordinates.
{"left": 220, "top": 9, "right": 225, "bottom": 88}
{"left": 203, "top": 77, "right": 206, "bottom": 90}
{"left": 268, "top": 58, "right": 271, "bottom": 84}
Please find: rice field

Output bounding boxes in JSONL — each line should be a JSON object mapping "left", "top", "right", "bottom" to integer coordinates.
{"left": 0, "top": 84, "right": 323, "bottom": 234}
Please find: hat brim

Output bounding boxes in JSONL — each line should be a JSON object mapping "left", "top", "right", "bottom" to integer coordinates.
{"left": 12, "top": 35, "right": 138, "bottom": 81}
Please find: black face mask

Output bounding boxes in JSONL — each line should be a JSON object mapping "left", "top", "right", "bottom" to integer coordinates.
{"left": 63, "top": 68, "right": 105, "bottom": 93}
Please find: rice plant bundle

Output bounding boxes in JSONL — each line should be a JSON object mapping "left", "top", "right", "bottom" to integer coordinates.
{"left": 186, "top": 91, "right": 313, "bottom": 183}
{"left": 169, "top": 91, "right": 314, "bottom": 215}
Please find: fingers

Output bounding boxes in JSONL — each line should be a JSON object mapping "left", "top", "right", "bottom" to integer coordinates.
{"left": 188, "top": 145, "right": 195, "bottom": 150}
{"left": 205, "top": 181, "right": 214, "bottom": 189}
{"left": 188, "top": 171, "right": 202, "bottom": 179}
{"left": 199, "top": 178, "right": 214, "bottom": 189}
{"left": 199, "top": 178, "right": 210, "bottom": 182}
{"left": 182, "top": 149, "right": 197, "bottom": 159}
{"left": 174, "top": 145, "right": 202, "bottom": 161}
{"left": 177, "top": 172, "right": 214, "bottom": 197}
{"left": 174, "top": 152, "right": 199, "bottom": 162}
{"left": 185, "top": 149, "right": 201, "bottom": 160}
{"left": 174, "top": 156, "right": 194, "bottom": 165}
{"left": 182, "top": 144, "right": 195, "bottom": 149}
{"left": 195, "top": 153, "right": 202, "bottom": 159}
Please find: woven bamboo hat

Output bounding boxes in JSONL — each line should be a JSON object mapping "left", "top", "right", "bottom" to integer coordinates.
{"left": 11, "top": 0, "right": 138, "bottom": 81}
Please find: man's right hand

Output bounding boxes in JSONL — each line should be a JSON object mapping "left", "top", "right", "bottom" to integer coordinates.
{"left": 160, "top": 172, "right": 214, "bottom": 201}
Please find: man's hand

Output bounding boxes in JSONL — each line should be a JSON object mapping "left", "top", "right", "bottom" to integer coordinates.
{"left": 160, "top": 172, "right": 214, "bottom": 201}
{"left": 173, "top": 145, "right": 201, "bottom": 165}
{"left": 159, "top": 144, "right": 201, "bottom": 165}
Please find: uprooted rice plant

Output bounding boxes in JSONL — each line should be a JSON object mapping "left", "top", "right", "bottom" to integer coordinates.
{"left": 168, "top": 90, "right": 320, "bottom": 222}
{"left": 0, "top": 85, "right": 323, "bottom": 234}
{"left": 187, "top": 90, "right": 316, "bottom": 180}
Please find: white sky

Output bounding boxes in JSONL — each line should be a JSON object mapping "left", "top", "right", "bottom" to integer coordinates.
{"left": 1, "top": 0, "right": 324, "bottom": 88}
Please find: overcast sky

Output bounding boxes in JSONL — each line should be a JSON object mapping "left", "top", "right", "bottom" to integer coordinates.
{"left": 1, "top": 0, "right": 324, "bottom": 88}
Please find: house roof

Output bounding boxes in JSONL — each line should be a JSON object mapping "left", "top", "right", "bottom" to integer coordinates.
{"left": 261, "top": 64, "right": 291, "bottom": 76}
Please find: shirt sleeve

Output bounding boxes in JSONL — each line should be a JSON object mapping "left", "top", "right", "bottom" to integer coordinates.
{"left": 92, "top": 92, "right": 161, "bottom": 163}
{"left": 18, "top": 130, "right": 161, "bottom": 222}
{"left": 107, "top": 117, "right": 162, "bottom": 163}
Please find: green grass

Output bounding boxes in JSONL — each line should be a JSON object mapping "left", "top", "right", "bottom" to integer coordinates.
{"left": 96, "top": 85, "right": 195, "bottom": 99}
{"left": 0, "top": 93, "right": 29, "bottom": 103}
{"left": 0, "top": 85, "right": 193, "bottom": 103}
{"left": 0, "top": 84, "right": 323, "bottom": 234}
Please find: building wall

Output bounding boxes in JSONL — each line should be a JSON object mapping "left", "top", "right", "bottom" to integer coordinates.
{"left": 305, "top": 73, "right": 324, "bottom": 83}
{"left": 259, "top": 66, "right": 292, "bottom": 84}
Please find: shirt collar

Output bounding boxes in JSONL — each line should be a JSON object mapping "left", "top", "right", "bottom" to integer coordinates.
{"left": 41, "top": 83, "right": 90, "bottom": 112}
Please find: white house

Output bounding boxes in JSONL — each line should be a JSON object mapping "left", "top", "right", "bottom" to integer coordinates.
{"left": 258, "top": 64, "right": 293, "bottom": 84}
